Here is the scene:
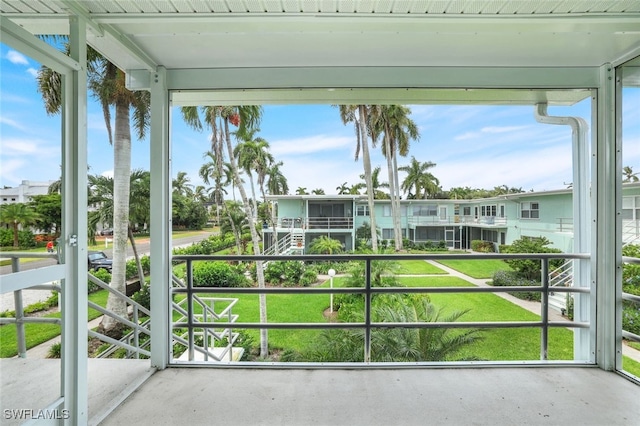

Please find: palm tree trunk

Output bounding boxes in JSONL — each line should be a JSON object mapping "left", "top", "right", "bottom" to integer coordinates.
{"left": 358, "top": 105, "right": 378, "bottom": 252}
{"left": 383, "top": 134, "right": 400, "bottom": 251}
{"left": 392, "top": 152, "right": 403, "bottom": 250}
{"left": 224, "top": 118, "right": 269, "bottom": 357}
{"left": 128, "top": 226, "right": 145, "bottom": 287}
{"left": 100, "top": 100, "right": 131, "bottom": 337}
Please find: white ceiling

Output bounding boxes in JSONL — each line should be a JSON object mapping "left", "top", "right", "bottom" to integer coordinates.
{"left": 1, "top": 0, "right": 639, "bottom": 104}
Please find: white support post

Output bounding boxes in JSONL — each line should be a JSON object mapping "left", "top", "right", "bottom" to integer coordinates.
{"left": 593, "top": 63, "right": 621, "bottom": 371}
{"left": 61, "top": 16, "right": 89, "bottom": 424}
{"left": 150, "top": 66, "right": 171, "bottom": 369}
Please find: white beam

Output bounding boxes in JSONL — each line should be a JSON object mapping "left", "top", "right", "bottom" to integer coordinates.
{"left": 61, "top": 15, "right": 89, "bottom": 425}
{"left": 0, "top": 16, "right": 80, "bottom": 74}
{"left": 150, "top": 66, "right": 171, "bottom": 369}
{"left": 0, "top": 265, "right": 65, "bottom": 293}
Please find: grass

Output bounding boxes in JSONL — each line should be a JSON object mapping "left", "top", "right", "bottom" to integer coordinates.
{"left": 0, "top": 290, "right": 109, "bottom": 358}
{"left": 396, "top": 259, "right": 447, "bottom": 275}
{"left": 434, "top": 258, "right": 512, "bottom": 279}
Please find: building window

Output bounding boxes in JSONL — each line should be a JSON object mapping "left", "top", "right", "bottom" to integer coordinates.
{"left": 521, "top": 202, "right": 539, "bottom": 219}
{"left": 413, "top": 205, "right": 437, "bottom": 216}
{"left": 382, "top": 228, "right": 394, "bottom": 239}
{"left": 463, "top": 206, "right": 471, "bottom": 216}
{"left": 383, "top": 205, "right": 391, "bottom": 216}
{"left": 356, "top": 205, "right": 369, "bottom": 216}
{"left": 481, "top": 205, "right": 497, "bottom": 217}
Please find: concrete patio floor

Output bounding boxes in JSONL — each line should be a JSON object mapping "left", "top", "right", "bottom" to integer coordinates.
{"left": 101, "top": 366, "right": 639, "bottom": 426}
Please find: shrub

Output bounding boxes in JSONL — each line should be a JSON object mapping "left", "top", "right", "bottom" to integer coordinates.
{"left": 622, "top": 304, "right": 640, "bottom": 337}
{"left": 89, "top": 268, "right": 111, "bottom": 292}
{"left": 47, "top": 342, "right": 62, "bottom": 359}
{"left": 501, "top": 236, "right": 562, "bottom": 280}
{"left": 491, "top": 270, "right": 540, "bottom": 302}
{"left": 265, "top": 260, "right": 307, "bottom": 286}
{"left": 132, "top": 282, "right": 151, "bottom": 311}
{"left": 471, "top": 240, "right": 494, "bottom": 253}
{"left": 300, "top": 269, "right": 318, "bottom": 287}
{"left": 192, "top": 261, "right": 248, "bottom": 287}
{"left": 0, "top": 228, "right": 36, "bottom": 248}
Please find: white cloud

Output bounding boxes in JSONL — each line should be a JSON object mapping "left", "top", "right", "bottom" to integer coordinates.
{"left": 101, "top": 170, "right": 114, "bottom": 179}
{"left": 270, "top": 135, "right": 353, "bottom": 156}
{"left": 6, "top": 50, "right": 29, "bottom": 65}
{"left": 26, "top": 67, "right": 38, "bottom": 77}
{"left": 0, "top": 158, "right": 26, "bottom": 186}
{"left": 0, "top": 116, "right": 28, "bottom": 132}
{"left": 2, "top": 138, "right": 42, "bottom": 155}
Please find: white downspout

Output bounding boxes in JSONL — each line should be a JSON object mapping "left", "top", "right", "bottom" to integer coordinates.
{"left": 534, "top": 103, "right": 591, "bottom": 362}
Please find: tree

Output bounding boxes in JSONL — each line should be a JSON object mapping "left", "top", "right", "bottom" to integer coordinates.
{"left": 0, "top": 203, "right": 40, "bottom": 248}
{"left": 29, "top": 194, "right": 62, "bottom": 235}
{"left": 308, "top": 236, "right": 343, "bottom": 255}
{"left": 337, "top": 105, "right": 379, "bottom": 251}
{"left": 38, "top": 44, "right": 150, "bottom": 338}
{"left": 359, "top": 166, "right": 389, "bottom": 200}
{"left": 172, "top": 171, "right": 194, "bottom": 198}
{"left": 623, "top": 166, "right": 639, "bottom": 183}
{"left": 311, "top": 188, "right": 325, "bottom": 195}
{"left": 336, "top": 182, "right": 349, "bottom": 194}
{"left": 295, "top": 187, "right": 308, "bottom": 195}
{"left": 181, "top": 105, "right": 270, "bottom": 357}
{"left": 399, "top": 156, "right": 439, "bottom": 199}
{"left": 233, "top": 130, "right": 273, "bottom": 222}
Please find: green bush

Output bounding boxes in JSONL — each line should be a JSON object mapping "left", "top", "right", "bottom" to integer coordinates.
{"left": 47, "top": 342, "right": 62, "bottom": 359}
{"left": 173, "top": 234, "right": 236, "bottom": 256}
{"left": 471, "top": 240, "right": 495, "bottom": 253}
{"left": 623, "top": 304, "right": 640, "bottom": 337}
{"left": 0, "top": 228, "right": 36, "bottom": 248}
{"left": 491, "top": 270, "right": 540, "bottom": 302}
{"left": 501, "top": 236, "right": 562, "bottom": 280}
{"left": 89, "top": 268, "right": 111, "bottom": 292}
{"left": 132, "top": 282, "right": 151, "bottom": 311}
{"left": 192, "top": 261, "right": 248, "bottom": 287}
{"left": 623, "top": 244, "right": 640, "bottom": 296}
{"left": 265, "top": 260, "right": 306, "bottom": 286}
{"left": 300, "top": 269, "right": 318, "bottom": 286}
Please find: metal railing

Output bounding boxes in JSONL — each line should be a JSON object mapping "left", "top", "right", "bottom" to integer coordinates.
{"left": 407, "top": 215, "right": 507, "bottom": 226}
{"left": 171, "top": 252, "right": 591, "bottom": 365}
{"left": 279, "top": 216, "right": 354, "bottom": 229}
{"left": 557, "top": 217, "right": 574, "bottom": 232}
{"left": 171, "top": 273, "right": 241, "bottom": 362}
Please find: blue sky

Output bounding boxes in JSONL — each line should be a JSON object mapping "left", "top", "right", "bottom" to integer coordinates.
{"left": 2, "top": 43, "right": 639, "bottom": 195}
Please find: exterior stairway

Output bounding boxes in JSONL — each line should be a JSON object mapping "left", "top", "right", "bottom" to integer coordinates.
{"left": 263, "top": 230, "right": 305, "bottom": 260}
{"left": 548, "top": 259, "right": 573, "bottom": 314}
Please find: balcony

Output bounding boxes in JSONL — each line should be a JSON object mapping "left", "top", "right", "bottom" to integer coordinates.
{"left": 1, "top": 252, "right": 639, "bottom": 424}
{"left": 279, "top": 216, "right": 354, "bottom": 230}
{"left": 408, "top": 215, "right": 508, "bottom": 227}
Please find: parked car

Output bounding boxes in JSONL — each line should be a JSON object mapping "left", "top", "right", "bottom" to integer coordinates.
{"left": 88, "top": 251, "right": 113, "bottom": 272}
{"left": 99, "top": 228, "right": 114, "bottom": 236}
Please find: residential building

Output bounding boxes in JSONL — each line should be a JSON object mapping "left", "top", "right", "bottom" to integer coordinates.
{"left": 265, "top": 183, "right": 640, "bottom": 254}
{"left": 0, "top": 180, "right": 55, "bottom": 205}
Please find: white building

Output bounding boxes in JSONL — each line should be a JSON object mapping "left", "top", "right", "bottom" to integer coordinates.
{"left": 0, "top": 180, "right": 56, "bottom": 205}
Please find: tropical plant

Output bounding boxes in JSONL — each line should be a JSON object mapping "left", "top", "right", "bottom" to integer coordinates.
{"left": 38, "top": 42, "right": 150, "bottom": 338}
{"left": 295, "top": 187, "right": 308, "bottom": 195}
{"left": 311, "top": 188, "right": 325, "bottom": 195}
{"left": 308, "top": 236, "right": 344, "bottom": 255}
{"left": 337, "top": 105, "right": 378, "bottom": 251}
{"left": 399, "top": 156, "right": 439, "bottom": 199}
{"left": 623, "top": 166, "right": 639, "bottom": 183}
{"left": 0, "top": 203, "right": 40, "bottom": 247}
{"left": 29, "top": 193, "right": 62, "bottom": 236}
{"left": 181, "top": 104, "right": 270, "bottom": 357}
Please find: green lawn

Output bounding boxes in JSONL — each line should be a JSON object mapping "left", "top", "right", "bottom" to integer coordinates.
{"left": 0, "top": 290, "right": 109, "bottom": 358}
{"left": 397, "top": 259, "right": 447, "bottom": 275}
{"left": 435, "top": 258, "right": 512, "bottom": 279}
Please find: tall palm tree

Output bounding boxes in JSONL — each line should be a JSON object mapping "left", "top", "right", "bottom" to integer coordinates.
{"left": 399, "top": 156, "right": 439, "bottom": 199}
{"left": 359, "top": 167, "right": 389, "bottom": 200}
{"left": 374, "top": 105, "right": 419, "bottom": 251}
{"left": 172, "top": 171, "right": 194, "bottom": 198}
{"left": 181, "top": 105, "right": 270, "bottom": 357}
{"left": 337, "top": 105, "right": 378, "bottom": 251}
{"left": 265, "top": 161, "right": 288, "bottom": 255}
{"left": 38, "top": 44, "right": 150, "bottom": 338}
{"left": 0, "top": 203, "right": 40, "bottom": 248}
{"left": 233, "top": 130, "right": 273, "bottom": 221}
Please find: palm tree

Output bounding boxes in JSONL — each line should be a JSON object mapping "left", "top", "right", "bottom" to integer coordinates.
{"left": 181, "top": 105, "right": 270, "bottom": 357}
{"left": 336, "top": 182, "right": 349, "bottom": 194}
{"left": 233, "top": 130, "right": 273, "bottom": 222}
{"left": 172, "top": 171, "right": 194, "bottom": 198}
{"left": 359, "top": 167, "right": 389, "bottom": 200}
{"left": 311, "top": 188, "right": 325, "bottom": 195}
{"left": 623, "top": 166, "right": 639, "bottom": 182}
{"left": 337, "top": 104, "right": 379, "bottom": 251}
{"left": 38, "top": 44, "right": 150, "bottom": 338}
{"left": 296, "top": 187, "right": 308, "bottom": 195}
{"left": 265, "top": 161, "right": 288, "bottom": 255}
{"left": 399, "top": 156, "right": 439, "bottom": 199}
{"left": 373, "top": 105, "right": 419, "bottom": 251}
{"left": 0, "top": 203, "right": 40, "bottom": 247}
{"left": 308, "top": 236, "right": 343, "bottom": 254}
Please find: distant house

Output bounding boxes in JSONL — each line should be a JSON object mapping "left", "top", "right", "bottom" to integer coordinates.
{"left": 0, "top": 180, "right": 55, "bottom": 205}
{"left": 264, "top": 182, "right": 640, "bottom": 254}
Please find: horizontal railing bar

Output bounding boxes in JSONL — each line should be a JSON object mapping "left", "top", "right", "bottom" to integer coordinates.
{"left": 88, "top": 329, "right": 151, "bottom": 357}
{"left": 622, "top": 330, "right": 640, "bottom": 343}
{"left": 88, "top": 302, "right": 151, "bottom": 336}
{"left": 172, "top": 320, "right": 589, "bottom": 330}
{"left": 0, "top": 317, "right": 61, "bottom": 325}
{"left": 172, "top": 286, "right": 591, "bottom": 295}
{"left": 173, "top": 253, "right": 590, "bottom": 262}
{"left": 622, "top": 256, "right": 640, "bottom": 264}
{"left": 623, "top": 292, "right": 640, "bottom": 303}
